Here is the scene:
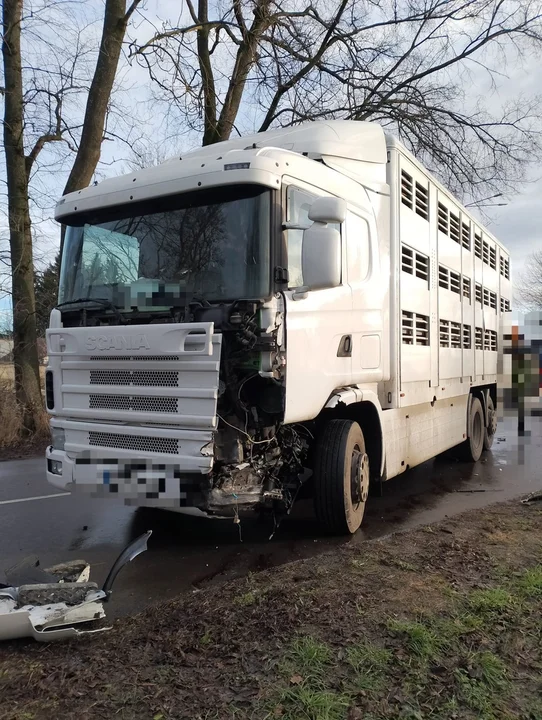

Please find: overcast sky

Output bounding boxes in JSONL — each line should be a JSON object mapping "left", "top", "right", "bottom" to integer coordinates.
{"left": 1, "top": 0, "right": 541, "bottom": 325}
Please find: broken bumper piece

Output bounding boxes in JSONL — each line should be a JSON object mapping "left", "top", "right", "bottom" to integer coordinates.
{"left": 0, "top": 531, "right": 151, "bottom": 642}
{"left": 0, "top": 591, "right": 107, "bottom": 642}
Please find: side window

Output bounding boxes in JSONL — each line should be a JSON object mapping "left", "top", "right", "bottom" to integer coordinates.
{"left": 346, "top": 212, "right": 370, "bottom": 282}
{"left": 286, "top": 185, "right": 342, "bottom": 288}
{"left": 286, "top": 186, "right": 315, "bottom": 288}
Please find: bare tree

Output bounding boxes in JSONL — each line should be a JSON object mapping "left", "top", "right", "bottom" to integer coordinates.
{"left": 62, "top": 0, "right": 143, "bottom": 198}
{"left": 516, "top": 250, "right": 542, "bottom": 310}
{"left": 2, "top": 0, "right": 142, "bottom": 434}
{"left": 132, "top": 0, "right": 542, "bottom": 198}
{"left": 3, "top": 0, "right": 43, "bottom": 432}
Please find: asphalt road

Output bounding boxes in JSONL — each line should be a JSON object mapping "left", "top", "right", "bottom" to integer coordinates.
{"left": 1, "top": 415, "right": 540, "bottom": 619}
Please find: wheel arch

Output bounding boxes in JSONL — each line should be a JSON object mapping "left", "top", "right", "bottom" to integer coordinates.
{"left": 468, "top": 383, "right": 497, "bottom": 434}
{"left": 322, "top": 388, "right": 385, "bottom": 481}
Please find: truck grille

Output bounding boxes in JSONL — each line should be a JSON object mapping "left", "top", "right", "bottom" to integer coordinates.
{"left": 90, "top": 355, "right": 181, "bottom": 361}
{"left": 90, "top": 370, "right": 179, "bottom": 387}
{"left": 89, "top": 394, "right": 179, "bottom": 413}
{"left": 88, "top": 431, "right": 179, "bottom": 454}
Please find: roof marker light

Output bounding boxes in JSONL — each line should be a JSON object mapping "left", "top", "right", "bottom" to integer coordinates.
{"left": 224, "top": 162, "right": 251, "bottom": 170}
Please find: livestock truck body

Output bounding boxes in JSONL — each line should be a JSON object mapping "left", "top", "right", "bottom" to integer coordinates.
{"left": 46, "top": 120, "right": 511, "bottom": 534}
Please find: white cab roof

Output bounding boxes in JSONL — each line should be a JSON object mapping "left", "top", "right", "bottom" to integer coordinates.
{"left": 175, "top": 121, "right": 388, "bottom": 165}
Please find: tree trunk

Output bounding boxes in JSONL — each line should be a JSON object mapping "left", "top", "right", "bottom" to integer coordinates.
{"left": 62, "top": 0, "right": 134, "bottom": 196}
{"left": 59, "top": 0, "right": 140, "bottom": 257}
{"left": 2, "top": 0, "right": 43, "bottom": 433}
{"left": 197, "top": 0, "right": 219, "bottom": 146}
{"left": 214, "top": 0, "right": 271, "bottom": 143}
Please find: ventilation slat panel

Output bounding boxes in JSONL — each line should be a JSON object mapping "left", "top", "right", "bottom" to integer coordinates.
{"left": 439, "top": 266, "right": 449, "bottom": 289}
{"left": 450, "top": 322, "right": 461, "bottom": 348}
{"left": 461, "top": 221, "right": 470, "bottom": 250}
{"left": 449, "top": 212, "right": 460, "bottom": 244}
{"left": 438, "top": 202, "right": 449, "bottom": 235}
{"left": 499, "top": 256, "right": 510, "bottom": 279}
{"left": 401, "top": 245, "right": 414, "bottom": 274}
{"left": 450, "top": 271, "right": 461, "bottom": 295}
{"left": 415, "top": 315, "right": 429, "bottom": 345}
{"left": 402, "top": 311, "right": 429, "bottom": 346}
{"left": 474, "top": 232, "right": 483, "bottom": 260}
{"left": 415, "top": 252, "right": 429, "bottom": 282}
{"left": 401, "top": 310, "right": 414, "bottom": 345}
{"left": 462, "top": 325, "right": 471, "bottom": 349}
{"left": 401, "top": 170, "right": 414, "bottom": 209}
{"left": 482, "top": 240, "right": 490, "bottom": 265}
{"left": 415, "top": 181, "right": 429, "bottom": 220}
{"left": 489, "top": 246, "right": 497, "bottom": 270}
{"left": 402, "top": 245, "right": 429, "bottom": 283}
{"left": 439, "top": 319, "right": 450, "bottom": 348}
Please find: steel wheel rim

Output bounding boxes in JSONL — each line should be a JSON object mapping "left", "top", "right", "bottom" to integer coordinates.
{"left": 473, "top": 410, "right": 483, "bottom": 446}
{"left": 488, "top": 407, "right": 497, "bottom": 437}
{"left": 350, "top": 446, "right": 369, "bottom": 507}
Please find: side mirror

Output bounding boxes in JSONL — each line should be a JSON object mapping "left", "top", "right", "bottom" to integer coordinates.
{"left": 308, "top": 196, "right": 347, "bottom": 224}
{"left": 301, "top": 196, "right": 344, "bottom": 291}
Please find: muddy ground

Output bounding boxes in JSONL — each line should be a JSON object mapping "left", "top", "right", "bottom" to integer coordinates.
{"left": 1, "top": 497, "right": 541, "bottom": 720}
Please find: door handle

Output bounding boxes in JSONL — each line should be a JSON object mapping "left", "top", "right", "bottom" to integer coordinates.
{"left": 337, "top": 335, "right": 352, "bottom": 357}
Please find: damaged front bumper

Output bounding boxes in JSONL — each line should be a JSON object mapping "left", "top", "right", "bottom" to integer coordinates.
{"left": 0, "top": 532, "right": 151, "bottom": 642}
{"left": 46, "top": 445, "right": 274, "bottom": 517}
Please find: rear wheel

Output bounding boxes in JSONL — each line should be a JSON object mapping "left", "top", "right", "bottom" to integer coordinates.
{"left": 460, "top": 397, "right": 484, "bottom": 462}
{"left": 483, "top": 396, "right": 497, "bottom": 451}
{"left": 313, "top": 419, "right": 369, "bottom": 535}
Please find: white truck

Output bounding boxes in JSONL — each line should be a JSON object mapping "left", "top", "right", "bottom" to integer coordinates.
{"left": 46, "top": 120, "right": 512, "bottom": 534}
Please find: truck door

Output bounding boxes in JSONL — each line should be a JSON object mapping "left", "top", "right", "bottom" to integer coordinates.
{"left": 346, "top": 208, "right": 385, "bottom": 384}
{"left": 282, "top": 182, "right": 353, "bottom": 425}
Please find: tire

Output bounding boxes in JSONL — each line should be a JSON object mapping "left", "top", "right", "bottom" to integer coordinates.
{"left": 460, "top": 397, "right": 485, "bottom": 462}
{"left": 313, "top": 419, "right": 369, "bottom": 535}
{"left": 483, "top": 396, "right": 497, "bottom": 451}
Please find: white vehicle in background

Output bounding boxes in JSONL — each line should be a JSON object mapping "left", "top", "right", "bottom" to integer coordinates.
{"left": 45, "top": 121, "right": 512, "bottom": 534}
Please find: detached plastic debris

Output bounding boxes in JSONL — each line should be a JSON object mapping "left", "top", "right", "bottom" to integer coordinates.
{"left": 521, "top": 490, "right": 542, "bottom": 505}
{"left": 0, "top": 531, "right": 151, "bottom": 642}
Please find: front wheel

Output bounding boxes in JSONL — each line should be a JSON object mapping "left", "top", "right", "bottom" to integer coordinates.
{"left": 313, "top": 419, "right": 369, "bottom": 535}
{"left": 483, "top": 396, "right": 497, "bottom": 451}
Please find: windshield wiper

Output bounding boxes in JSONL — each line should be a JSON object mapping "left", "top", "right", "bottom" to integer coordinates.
{"left": 55, "top": 297, "right": 125, "bottom": 323}
{"left": 56, "top": 297, "right": 117, "bottom": 310}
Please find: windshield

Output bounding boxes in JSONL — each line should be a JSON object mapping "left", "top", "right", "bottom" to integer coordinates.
{"left": 59, "top": 185, "right": 271, "bottom": 308}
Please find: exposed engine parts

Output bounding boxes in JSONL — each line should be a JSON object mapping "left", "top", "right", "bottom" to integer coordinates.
{"left": 207, "top": 424, "right": 309, "bottom": 517}
{"left": 58, "top": 292, "right": 308, "bottom": 525}
{"left": 206, "top": 296, "right": 309, "bottom": 519}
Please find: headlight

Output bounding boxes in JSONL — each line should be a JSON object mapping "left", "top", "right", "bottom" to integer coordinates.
{"left": 51, "top": 427, "right": 66, "bottom": 451}
{"left": 48, "top": 459, "right": 63, "bottom": 475}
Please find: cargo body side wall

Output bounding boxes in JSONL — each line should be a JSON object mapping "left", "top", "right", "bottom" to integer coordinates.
{"left": 381, "top": 142, "right": 511, "bottom": 480}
